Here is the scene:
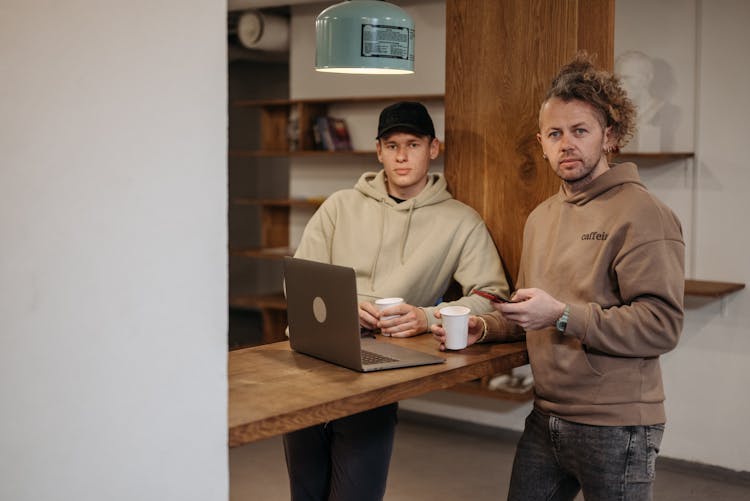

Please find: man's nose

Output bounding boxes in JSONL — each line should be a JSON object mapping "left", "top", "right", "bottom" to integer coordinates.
{"left": 396, "top": 146, "right": 408, "bottom": 161}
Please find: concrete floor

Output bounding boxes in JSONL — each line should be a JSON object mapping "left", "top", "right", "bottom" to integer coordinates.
{"left": 229, "top": 411, "right": 750, "bottom": 500}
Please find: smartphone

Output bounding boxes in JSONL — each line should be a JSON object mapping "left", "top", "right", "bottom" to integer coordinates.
{"left": 471, "top": 289, "right": 515, "bottom": 303}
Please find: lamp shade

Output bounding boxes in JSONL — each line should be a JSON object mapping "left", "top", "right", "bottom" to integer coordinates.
{"left": 315, "top": 0, "right": 414, "bottom": 74}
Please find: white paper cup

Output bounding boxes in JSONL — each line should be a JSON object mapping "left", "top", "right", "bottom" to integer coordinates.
{"left": 440, "top": 306, "right": 471, "bottom": 350}
{"left": 375, "top": 297, "right": 404, "bottom": 321}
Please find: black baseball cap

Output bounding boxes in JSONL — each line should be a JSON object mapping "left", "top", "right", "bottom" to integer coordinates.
{"left": 376, "top": 101, "right": 435, "bottom": 139}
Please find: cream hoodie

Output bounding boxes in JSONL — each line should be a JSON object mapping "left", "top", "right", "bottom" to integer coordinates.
{"left": 294, "top": 171, "right": 509, "bottom": 327}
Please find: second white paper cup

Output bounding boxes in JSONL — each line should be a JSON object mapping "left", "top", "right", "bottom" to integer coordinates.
{"left": 440, "top": 306, "right": 471, "bottom": 350}
{"left": 375, "top": 297, "right": 404, "bottom": 321}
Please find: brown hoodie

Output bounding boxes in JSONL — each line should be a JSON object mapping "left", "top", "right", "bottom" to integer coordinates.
{"left": 483, "top": 163, "right": 684, "bottom": 426}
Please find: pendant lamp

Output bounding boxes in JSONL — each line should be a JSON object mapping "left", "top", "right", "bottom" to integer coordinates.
{"left": 315, "top": 0, "right": 415, "bottom": 74}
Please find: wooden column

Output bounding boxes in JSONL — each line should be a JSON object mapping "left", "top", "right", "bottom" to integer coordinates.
{"left": 444, "top": 0, "right": 614, "bottom": 285}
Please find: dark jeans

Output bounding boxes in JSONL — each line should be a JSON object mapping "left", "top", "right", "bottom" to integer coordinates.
{"left": 508, "top": 409, "right": 664, "bottom": 501}
{"left": 282, "top": 403, "right": 398, "bottom": 501}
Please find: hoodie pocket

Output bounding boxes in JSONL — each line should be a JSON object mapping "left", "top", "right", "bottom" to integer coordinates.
{"left": 585, "top": 347, "right": 644, "bottom": 404}
{"left": 529, "top": 331, "right": 604, "bottom": 404}
{"left": 530, "top": 331, "right": 652, "bottom": 406}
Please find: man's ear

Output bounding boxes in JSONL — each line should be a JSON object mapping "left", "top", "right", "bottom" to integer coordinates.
{"left": 376, "top": 140, "right": 384, "bottom": 163}
{"left": 536, "top": 133, "right": 547, "bottom": 159}
{"left": 429, "top": 137, "right": 440, "bottom": 160}
{"left": 603, "top": 126, "right": 616, "bottom": 152}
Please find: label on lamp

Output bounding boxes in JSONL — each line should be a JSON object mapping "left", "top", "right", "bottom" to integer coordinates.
{"left": 361, "top": 25, "right": 414, "bottom": 60}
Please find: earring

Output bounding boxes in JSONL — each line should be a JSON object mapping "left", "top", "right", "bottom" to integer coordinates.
{"left": 542, "top": 153, "right": 548, "bottom": 160}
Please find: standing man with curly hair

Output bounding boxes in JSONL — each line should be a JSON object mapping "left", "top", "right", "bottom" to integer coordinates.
{"left": 433, "top": 53, "right": 685, "bottom": 500}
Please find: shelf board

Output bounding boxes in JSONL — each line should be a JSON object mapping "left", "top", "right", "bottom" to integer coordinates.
{"left": 229, "top": 149, "right": 375, "bottom": 158}
{"left": 232, "top": 198, "right": 324, "bottom": 208}
{"left": 684, "top": 279, "right": 745, "bottom": 298}
{"left": 229, "top": 247, "right": 293, "bottom": 260}
{"left": 616, "top": 152, "right": 694, "bottom": 160}
{"left": 614, "top": 152, "right": 694, "bottom": 167}
{"left": 230, "top": 141, "right": 445, "bottom": 159}
{"left": 233, "top": 94, "right": 444, "bottom": 108}
{"left": 448, "top": 378, "right": 533, "bottom": 402}
{"left": 230, "top": 292, "right": 286, "bottom": 311}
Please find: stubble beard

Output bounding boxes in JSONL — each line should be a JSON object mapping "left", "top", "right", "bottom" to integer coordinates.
{"left": 556, "top": 155, "right": 604, "bottom": 192}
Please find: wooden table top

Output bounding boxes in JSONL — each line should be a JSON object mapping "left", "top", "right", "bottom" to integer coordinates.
{"left": 228, "top": 334, "right": 528, "bottom": 447}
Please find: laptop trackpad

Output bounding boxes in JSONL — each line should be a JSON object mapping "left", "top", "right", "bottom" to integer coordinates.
{"left": 360, "top": 337, "right": 445, "bottom": 370}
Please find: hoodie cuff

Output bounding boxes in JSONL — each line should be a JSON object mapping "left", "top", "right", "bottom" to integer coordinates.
{"left": 480, "top": 312, "right": 525, "bottom": 342}
{"left": 564, "top": 303, "right": 588, "bottom": 341}
{"left": 475, "top": 316, "right": 489, "bottom": 343}
{"left": 422, "top": 306, "right": 437, "bottom": 329}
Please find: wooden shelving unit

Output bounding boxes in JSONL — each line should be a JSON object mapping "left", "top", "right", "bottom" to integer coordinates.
{"left": 230, "top": 198, "right": 322, "bottom": 260}
{"left": 229, "top": 198, "right": 323, "bottom": 342}
{"left": 230, "top": 94, "right": 443, "bottom": 157}
{"left": 230, "top": 95, "right": 444, "bottom": 348}
{"left": 229, "top": 293, "right": 287, "bottom": 344}
{"left": 232, "top": 198, "right": 322, "bottom": 251}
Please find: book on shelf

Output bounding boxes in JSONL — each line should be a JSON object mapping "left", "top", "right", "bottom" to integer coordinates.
{"left": 287, "top": 106, "right": 299, "bottom": 151}
{"left": 328, "top": 117, "right": 353, "bottom": 151}
{"left": 313, "top": 116, "right": 353, "bottom": 151}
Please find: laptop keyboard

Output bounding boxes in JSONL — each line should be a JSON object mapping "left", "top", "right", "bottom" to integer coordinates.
{"left": 361, "top": 350, "right": 398, "bottom": 365}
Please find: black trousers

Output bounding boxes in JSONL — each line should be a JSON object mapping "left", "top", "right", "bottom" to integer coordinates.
{"left": 282, "top": 403, "right": 399, "bottom": 501}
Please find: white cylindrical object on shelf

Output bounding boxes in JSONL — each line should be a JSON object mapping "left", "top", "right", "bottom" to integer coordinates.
{"left": 237, "top": 11, "right": 289, "bottom": 52}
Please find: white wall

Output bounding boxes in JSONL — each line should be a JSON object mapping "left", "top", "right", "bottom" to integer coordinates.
{"left": 658, "top": 0, "right": 750, "bottom": 471}
{"left": 615, "top": 0, "right": 696, "bottom": 154}
{"left": 0, "top": 2, "right": 228, "bottom": 500}
{"left": 287, "top": 0, "right": 750, "bottom": 473}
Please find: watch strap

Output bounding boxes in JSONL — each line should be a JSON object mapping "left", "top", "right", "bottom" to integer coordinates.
{"left": 556, "top": 304, "right": 570, "bottom": 332}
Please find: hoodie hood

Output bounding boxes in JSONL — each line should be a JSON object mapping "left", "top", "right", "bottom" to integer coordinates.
{"left": 354, "top": 170, "right": 452, "bottom": 208}
{"left": 564, "top": 163, "right": 645, "bottom": 206}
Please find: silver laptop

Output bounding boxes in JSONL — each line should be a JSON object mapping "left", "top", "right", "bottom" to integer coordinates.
{"left": 283, "top": 257, "right": 445, "bottom": 372}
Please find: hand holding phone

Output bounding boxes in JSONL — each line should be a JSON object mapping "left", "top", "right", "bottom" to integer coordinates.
{"left": 471, "top": 289, "right": 516, "bottom": 303}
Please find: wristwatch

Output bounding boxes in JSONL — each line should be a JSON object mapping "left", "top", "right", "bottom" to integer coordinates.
{"left": 556, "top": 304, "right": 570, "bottom": 333}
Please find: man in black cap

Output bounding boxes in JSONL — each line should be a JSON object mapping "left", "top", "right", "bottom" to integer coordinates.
{"left": 283, "top": 101, "right": 510, "bottom": 501}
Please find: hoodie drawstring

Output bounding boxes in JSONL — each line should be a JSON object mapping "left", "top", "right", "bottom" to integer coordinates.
{"left": 400, "top": 200, "right": 416, "bottom": 264}
{"left": 369, "top": 199, "right": 387, "bottom": 290}
{"left": 369, "top": 197, "right": 417, "bottom": 289}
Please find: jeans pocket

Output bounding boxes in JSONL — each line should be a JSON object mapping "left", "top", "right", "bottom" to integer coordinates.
{"left": 626, "top": 424, "right": 665, "bottom": 483}
{"left": 645, "top": 424, "right": 665, "bottom": 478}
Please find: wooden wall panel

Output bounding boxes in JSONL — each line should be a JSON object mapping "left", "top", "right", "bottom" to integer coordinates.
{"left": 578, "top": 0, "right": 615, "bottom": 71}
{"left": 445, "top": 0, "right": 614, "bottom": 285}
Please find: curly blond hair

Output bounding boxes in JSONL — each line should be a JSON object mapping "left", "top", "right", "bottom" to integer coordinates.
{"left": 543, "top": 52, "right": 636, "bottom": 152}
